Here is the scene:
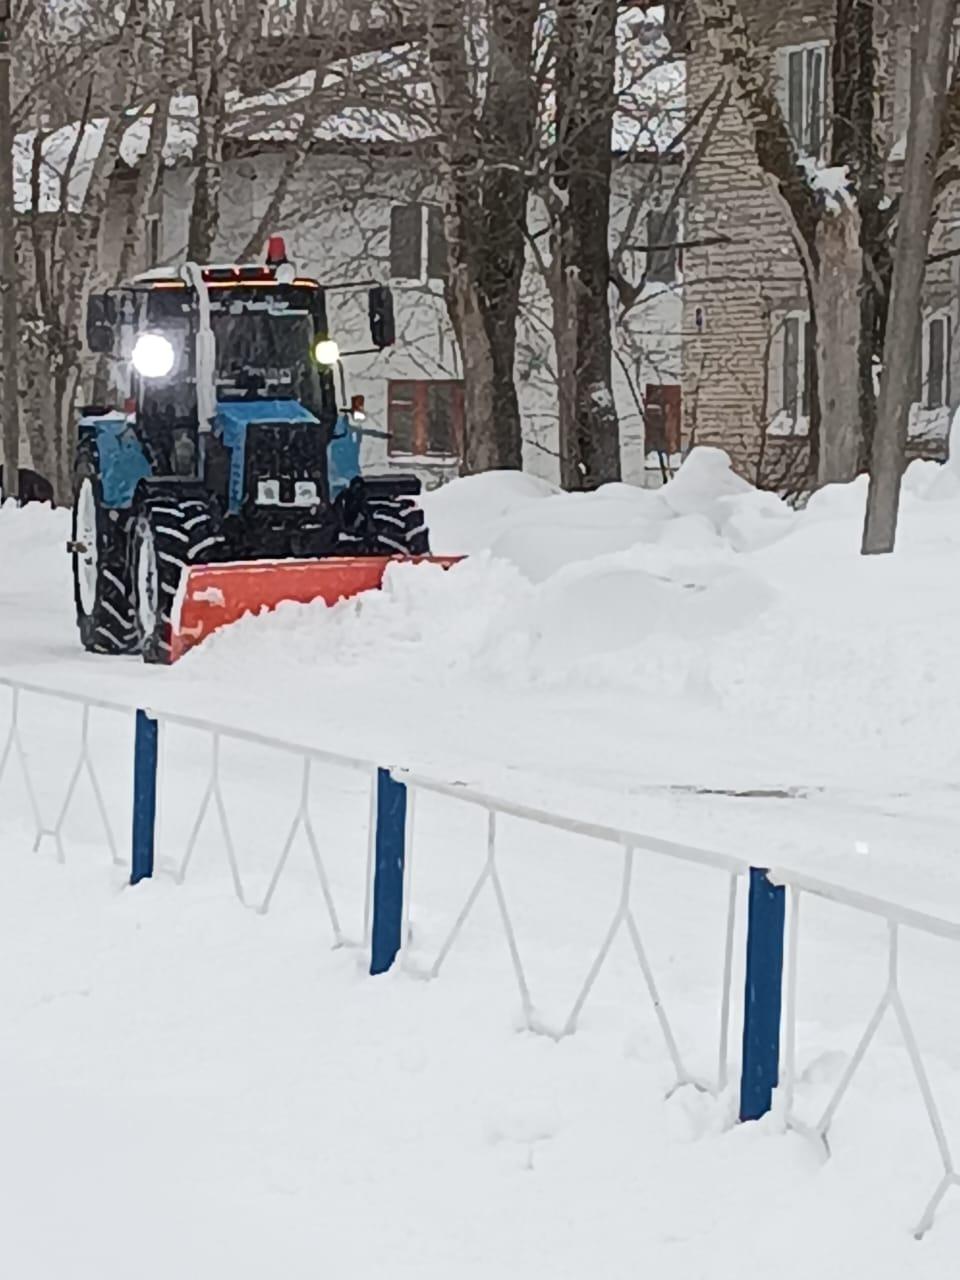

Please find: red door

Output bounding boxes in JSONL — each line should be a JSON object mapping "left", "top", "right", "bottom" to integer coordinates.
{"left": 644, "top": 384, "right": 682, "bottom": 456}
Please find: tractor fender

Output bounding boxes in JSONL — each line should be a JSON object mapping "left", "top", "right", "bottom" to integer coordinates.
{"left": 78, "top": 412, "right": 152, "bottom": 510}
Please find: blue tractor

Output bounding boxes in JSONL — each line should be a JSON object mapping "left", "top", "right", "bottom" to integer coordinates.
{"left": 72, "top": 239, "right": 427, "bottom": 662}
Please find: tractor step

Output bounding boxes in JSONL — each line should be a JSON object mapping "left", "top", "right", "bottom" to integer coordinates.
{"left": 360, "top": 473, "right": 423, "bottom": 500}
{"left": 170, "top": 554, "right": 462, "bottom": 662}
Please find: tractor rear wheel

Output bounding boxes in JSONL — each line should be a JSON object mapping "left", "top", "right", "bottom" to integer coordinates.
{"left": 131, "top": 496, "right": 225, "bottom": 664}
{"left": 72, "top": 445, "right": 137, "bottom": 655}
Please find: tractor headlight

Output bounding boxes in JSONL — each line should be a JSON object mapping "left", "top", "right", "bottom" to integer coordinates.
{"left": 131, "top": 332, "right": 176, "bottom": 379}
{"left": 313, "top": 338, "right": 340, "bottom": 366}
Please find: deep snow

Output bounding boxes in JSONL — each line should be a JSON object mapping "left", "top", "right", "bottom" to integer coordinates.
{"left": 3, "top": 448, "right": 960, "bottom": 1275}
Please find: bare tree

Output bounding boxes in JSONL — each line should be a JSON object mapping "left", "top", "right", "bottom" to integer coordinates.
{"left": 10, "top": 0, "right": 189, "bottom": 497}
{"left": 0, "top": 0, "right": 20, "bottom": 500}
{"left": 863, "top": 0, "right": 956, "bottom": 554}
{"left": 188, "top": 0, "right": 234, "bottom": 260}
{"left": 552, "top": 0, "right": 621, "bottom": 488}
{"left": 427, "top": 0, "right": 539, "bottom": 473}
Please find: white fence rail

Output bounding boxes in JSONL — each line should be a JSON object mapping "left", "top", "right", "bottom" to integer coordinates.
{"left": 396, "top": 771, "right": 745, "bottom": 1097}
{"left": 771, "top": 867, "right": 960, "bottom": 1237}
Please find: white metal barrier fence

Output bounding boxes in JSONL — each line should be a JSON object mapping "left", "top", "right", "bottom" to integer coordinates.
{"left": 1, "top": 673, "right": 958, "bottom": 1236}
{"left": 771, "top": 867, "right": 960, "bottom": 1237}
{"left": 0, "top": 676, "right": 377, "bottom": 948}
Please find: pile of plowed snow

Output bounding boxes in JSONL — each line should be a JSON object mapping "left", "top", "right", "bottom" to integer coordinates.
{"left": 162, "top": 447, "right": 960, "bottom": 804}
{"left": 195, "top": 450, "right": 786, "bottom": 678}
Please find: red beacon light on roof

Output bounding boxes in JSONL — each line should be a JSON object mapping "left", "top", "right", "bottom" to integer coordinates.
{"left": 265, "top": 235, "right": 288, "bottom": 266}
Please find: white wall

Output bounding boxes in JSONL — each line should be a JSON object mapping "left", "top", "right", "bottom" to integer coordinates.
{"left": 158, "top": 151, "right": 681, "bottom": 488}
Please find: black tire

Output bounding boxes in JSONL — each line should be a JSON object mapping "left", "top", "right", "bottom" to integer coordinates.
{"left": 131, "top": 495, "right": 225, "bottom": 664}
{"left": 71, "top": 444, "right": 137, "bottom": 655}
{"left": 367, "top": 496, "right": 431, "bottom": 556}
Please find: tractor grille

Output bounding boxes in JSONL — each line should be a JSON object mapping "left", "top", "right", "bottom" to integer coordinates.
{"left": 245, "top": 421, "right": 328, "bottom": 507}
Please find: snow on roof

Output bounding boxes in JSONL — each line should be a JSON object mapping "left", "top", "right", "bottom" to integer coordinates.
{"left": 13, "top": 62, "right": 430, "bottom": 213}
{"left": 13, "top": 98, "right": 199, "bottom": 213}
{"left": 14, "top": 9, "right": 683, "bottom": 214}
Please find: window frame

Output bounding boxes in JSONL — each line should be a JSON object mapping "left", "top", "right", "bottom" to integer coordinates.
{"left": 766, "top": 308, "right": 814, "bottom": 437}
{"left": 775, "top": 40, "right": 829, "bottom": 160}
{"left": 645, "top": 205, "right": 680, "bottom": 286}
{"left": 922, "top": 308, "right": 952, "bottom": 411}
{"left": 387, "top": 379, "right": 464, "bottom": 459}
{"left": 389, "top": 203, "right": 448, "bottom": 284}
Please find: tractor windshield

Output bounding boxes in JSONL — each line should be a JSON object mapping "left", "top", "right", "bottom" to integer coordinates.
{"left": 213, "top": 308, "right": 313, "bottom": 397}
{"left": 210, "top": 305, "right": 336, "bottom": 425}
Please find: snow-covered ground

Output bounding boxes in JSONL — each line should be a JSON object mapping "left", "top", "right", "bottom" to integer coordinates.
{"left": 2, "top": 449, "right": 960, "bottom": 1274}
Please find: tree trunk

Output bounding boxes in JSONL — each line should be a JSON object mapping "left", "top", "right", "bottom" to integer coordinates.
{"left": 427, "top": 0, "right": 538, "bottom": 474}
{"left": 553, "top": 0, "right": 621, "bottom": 489}
{"left": 188, "top": 0, "right": 225, "bottom": 262}
{"left": 20, "top": 344, "right": 58, "bottom": 487}
{"left": 813, "top": 205, "right": 863, "bottom": 483}
{"left": 0, "top": 21, "right": 21, "bottom": 500}
{"left": 863, "top": 0, "right": 956, "bottom": 554}
{"left": 830, "top": 0, "right": 881, "bottom": 479}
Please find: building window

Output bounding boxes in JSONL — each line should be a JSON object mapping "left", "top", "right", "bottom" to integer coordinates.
{"left": 646, "top": 206, "right": 679, "bottom": 285}
{"left": 923, "top": 311, "right": 952, "bottom": 409}
{"left": 389, "top": 204, "right": 447, "bottom": 281}
{"left": 387, "top": 380, "right": 463, "bottom": 457}
{"left": 777, "top": 43, "right": 827, "bottom": 157}
{"left": 767, "top": 310, "right": 814, "bottom": 435}
{"left": 145, "top": 214, "right": 160, "bottom": 268}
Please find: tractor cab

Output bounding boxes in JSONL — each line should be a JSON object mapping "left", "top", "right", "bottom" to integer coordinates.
{"left": 131, "top": 265, "right": 338, "bottom": 430}
{"left": 84, "top": 239, "right": 398, "bottom": 514}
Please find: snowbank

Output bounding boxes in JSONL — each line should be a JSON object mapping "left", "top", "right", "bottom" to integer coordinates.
{"left": 423, "top": 447, "right": 795, "bottom": 581}
{"left": 165, "top": 446, "right": 960, "bottom": 811}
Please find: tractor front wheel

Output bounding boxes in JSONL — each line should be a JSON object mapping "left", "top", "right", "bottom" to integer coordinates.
{"left": 131, "top": 496, "right": 225, "bottom": 664}
{"left": 367, "top": 496, "right": 431, "bottom": 556}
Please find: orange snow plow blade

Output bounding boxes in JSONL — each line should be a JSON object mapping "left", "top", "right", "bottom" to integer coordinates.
{"left": 170, "top": 555, "right": 463, "bottom": 662}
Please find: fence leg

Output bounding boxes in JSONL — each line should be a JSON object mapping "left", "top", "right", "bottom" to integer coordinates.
{"left": 370, "top": 768, "right": 407, "bottom": 976}
{"left": 131, "top": 710, "right": 158, "bottom": 886}
{"left": 739, "top": 867, "right": 786, "bottom": 1122}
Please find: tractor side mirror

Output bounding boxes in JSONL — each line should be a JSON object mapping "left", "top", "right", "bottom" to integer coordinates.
{"left": 368, "top": 286, "right": 395, "bottom": 349}
{"left": 85, "top": 293, "right": 117, "bottom": 355}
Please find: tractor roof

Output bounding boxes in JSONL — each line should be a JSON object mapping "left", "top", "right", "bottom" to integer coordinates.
{"left": 130, "top": 264, "right": 321, "bottom": 291}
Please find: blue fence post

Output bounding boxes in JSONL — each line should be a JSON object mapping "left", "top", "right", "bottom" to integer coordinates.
{"left": 370, "top": 767, "right": 407, "bottom": 976}
{"left": 739, "top": 866, "right": 786, "bottom": 1122}
{"left": 131, "top": 709, "right": 159, "bottom": 886}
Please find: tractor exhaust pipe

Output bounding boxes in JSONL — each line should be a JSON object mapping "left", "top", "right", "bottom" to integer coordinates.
{"left": 180, "top": 261, "right": 216, "bottom": 433}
